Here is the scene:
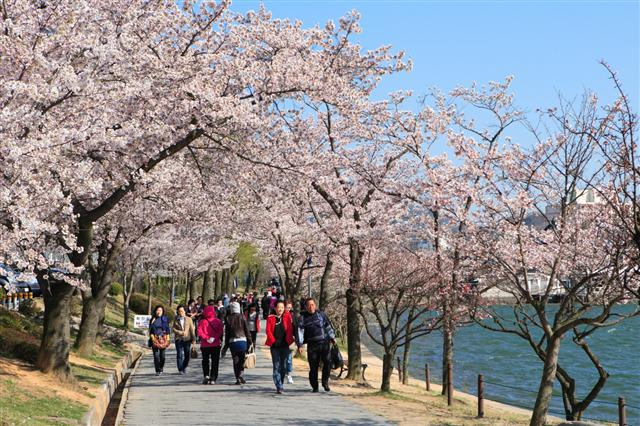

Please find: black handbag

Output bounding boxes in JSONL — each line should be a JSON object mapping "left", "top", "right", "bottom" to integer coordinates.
{"left": 330, "top": 343, "right": 344, "bottom": 370}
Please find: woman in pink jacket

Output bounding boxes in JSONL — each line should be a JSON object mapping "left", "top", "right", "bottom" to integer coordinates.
{"left": 197, "top": 306, "right": 223, "bottom": 384}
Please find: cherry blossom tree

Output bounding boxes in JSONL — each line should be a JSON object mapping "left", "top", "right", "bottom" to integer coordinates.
{"left": 356, "top": 242, "right": 439, "bottom": 392}
{"left": 472, "top": 98, "right": 639, "bottom": 424}
{"left": 2, "top": 0, "right": 412, "bottom": 379}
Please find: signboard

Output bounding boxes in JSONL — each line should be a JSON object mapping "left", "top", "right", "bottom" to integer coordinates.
{"left": 134, "top": 315, "right": 151, "bottom": 329}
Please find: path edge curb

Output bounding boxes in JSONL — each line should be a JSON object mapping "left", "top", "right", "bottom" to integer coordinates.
{"left": 80, "top": 347, "right": 143, "bottom": 426}
{"left": 113, "top": 348, "right": 145, "bottom": 426}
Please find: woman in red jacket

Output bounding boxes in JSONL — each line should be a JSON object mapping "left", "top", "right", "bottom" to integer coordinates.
{"left": 265, "top": 300, "right": 295, "bottom": 394}
{"left": 198, "top": 306, "right": 223, "bottom": 385}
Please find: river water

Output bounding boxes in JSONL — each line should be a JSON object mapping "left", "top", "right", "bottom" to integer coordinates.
{"left": 362, "top": 304, "right": 639, "bottom": 424}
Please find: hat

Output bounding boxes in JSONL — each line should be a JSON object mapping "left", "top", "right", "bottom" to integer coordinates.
{"left": 229, "top": 302, "right": 241, "bottom": 314}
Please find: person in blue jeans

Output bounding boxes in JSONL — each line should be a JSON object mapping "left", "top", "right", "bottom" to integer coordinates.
{"left": 284, "top": 300, "right": 295, "bottom": 384}
{"left": 224, "top": 302, "right": 253, "bottom": 384}
{"left": 266, "top": 301, "right": 295, "bottom": 394}
{"left": 296, "top": 298, "right": 336, "bottom": 392}
{"left": 149, "top": 305, "right": 171, "bottom": 376}
{"left": 172, "top": 305, "right": 196, "bottom": 374}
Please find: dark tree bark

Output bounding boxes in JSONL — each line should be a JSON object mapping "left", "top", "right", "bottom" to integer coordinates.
{"left": 214, "top": 270, "right": 222, "bottom": 298}
{"left": 530, "top": 336, "right": 562, "bottom": 426}
{"left": 319, "top": 252, "right": 333, "bottom": 311}
{"left": 381, "top": 350, "right": 397, "bottom": 393}
{"left": 36, "top": 277, "right": 76, "bottom": 381}
{"left": 75, "top": 234, "right": 121, "bottom": 356}
{"left": 401, "top": 306, "right": 416, "bottom": 385}
{"left": 169, "top": 273, "right": 176, "bottom": 307}
{"left": 147, "top": 272, "right": 154, "bottom": 315}
{"left": 441, "top": 302, "right": 454, "bottom": 396}
{"left": 346, "top": 239, "right": 364, "bottom": 381}
{"left": 202, "top": 266, "right": 213, "bottom": 302}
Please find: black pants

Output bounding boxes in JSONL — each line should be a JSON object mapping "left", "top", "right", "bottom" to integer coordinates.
{"left": 201, "top": 346, "right": 221, "bottom": 381}
{"left": 152, "top": 347, "right": 166, "bottom": 373}
{"left": 231, "top": 351, "right": 246, "bottom": 379}
{"left": 307, "top": 341, "right": 331, "bottom": 390}
{"left": 250, "top": 331, "right": 257, "bottom": 347}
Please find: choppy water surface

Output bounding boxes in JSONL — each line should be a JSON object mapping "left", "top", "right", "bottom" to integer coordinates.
{"left": 363, "top": 304, "right": 639, "bottom": 424}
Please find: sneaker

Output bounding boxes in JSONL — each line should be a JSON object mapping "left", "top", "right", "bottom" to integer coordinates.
{"left": 286, "top": 374, "right": 294, "bottom": 384}
{"left": 202, "top": 377, "right": 209, "bottom": 384}
{"left": 208, "top": 379, "right": 215, "bottom": 385}
{"left": 235, "top": 379, "right": 241, "bottom": 385}
{"left": 239, "top": 376, "right": 246, "bottom": 384}
{"left": 155, "top": 372, "right": 161, "bottom": 376}
{"left": 322, "top": 383, "right": 330, "bottom": 392}
{"left": 276, "top": 389, "right": 283, "bottom": 394}
{"left": 312, "top": 388, "right": 319, "bottom": 393}
{"left": 183, "top": 367, "right": 189, "bottom": 374}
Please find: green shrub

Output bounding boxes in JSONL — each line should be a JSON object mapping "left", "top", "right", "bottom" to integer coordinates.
{"left": 17, "top": 299, "right": 40, "bottom": 318}
{"left": 129, "top": 294, "right": 175, "bottom": 322}
{"left": 109, "top": 283, "right": 123, "bottom": 297}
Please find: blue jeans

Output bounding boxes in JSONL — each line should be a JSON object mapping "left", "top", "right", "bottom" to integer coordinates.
{"left": 175, "top": 340, "right": 192, "bottom": 372}
{"left": 270, "top": 346, "right": 290, "bottom": 390}
{"left": 286, "top": 349, "right": 293, "bottom": 374}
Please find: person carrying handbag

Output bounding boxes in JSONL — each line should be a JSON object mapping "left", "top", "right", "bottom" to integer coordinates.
{"left": 149, "top": 305, "right": 171, "bottom": 376}
{"left": 265, "top": 301, "right": 295, "bottom": 394}
{"left": 172, "top": 305, "right": 196, "bottom": 375}
{"left": 224, "top": 302, "right": 253, "bottom": 385}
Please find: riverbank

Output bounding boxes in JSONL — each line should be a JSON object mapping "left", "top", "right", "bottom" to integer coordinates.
{"left": 284, "top": 342, "right": 563, "bottom": 426}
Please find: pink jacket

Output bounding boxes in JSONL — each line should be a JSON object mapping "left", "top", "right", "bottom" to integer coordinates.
{"left": 198, "top": 306, "right": 223, "bottom": 348}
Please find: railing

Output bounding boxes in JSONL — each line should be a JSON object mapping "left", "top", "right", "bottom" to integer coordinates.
{"left": 420, "top": 362, "right": 637, "bottom": 425}
{"left": 1, "top": 292, "right": 34, "bottom": 310}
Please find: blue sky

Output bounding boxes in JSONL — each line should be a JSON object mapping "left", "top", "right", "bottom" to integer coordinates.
{"left": 231, "top": 0, "right": 639, "bottom": 115}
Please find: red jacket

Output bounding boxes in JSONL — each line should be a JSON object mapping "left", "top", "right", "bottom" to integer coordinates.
{"left": 265, "top": 312, "right": 294, "bottom": 347}
{"left": 198, "top": 306, "right": 223, "bottom": 348}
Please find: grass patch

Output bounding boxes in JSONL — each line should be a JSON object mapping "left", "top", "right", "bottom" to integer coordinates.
{"left": 104, "top": 294, "right": 133, "bottom": 330}
{"left": 71, "top": 364, "right": 108, "bottom": 387}
{"left": 0, "top": 378, "right": 86, "bottom": 426}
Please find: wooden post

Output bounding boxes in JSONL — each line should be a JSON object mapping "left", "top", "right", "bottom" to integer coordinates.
{"left": 447, "top": 363, "right": 453, "bottom": 406}
{"left": 425, "top": 363, "right": 430, "bottom": 391}
{"left": 618, "top": 396, "right": 627, "bottom": 426}
{"left": 478, "top": 374, "right": 484, "bottom": 418}
{"left": 397, "top": 357, "right": 403, "bottom": 382}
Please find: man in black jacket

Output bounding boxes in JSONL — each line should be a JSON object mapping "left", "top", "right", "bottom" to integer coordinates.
{"left": 296, "top": 298, "right": 336, "bottom": 392}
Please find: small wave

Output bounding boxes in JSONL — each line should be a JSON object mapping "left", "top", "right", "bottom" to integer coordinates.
{"left": 607, "top": 328, "right": 617, "bottom": 333}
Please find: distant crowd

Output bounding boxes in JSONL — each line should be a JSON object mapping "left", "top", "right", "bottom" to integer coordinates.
{"left": 147, "top": 286, "right": 337, "bottom": 394}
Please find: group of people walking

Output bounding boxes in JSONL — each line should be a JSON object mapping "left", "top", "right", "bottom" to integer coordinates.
{"left": 147, "top": 291, "right": 336, "bottom": 394}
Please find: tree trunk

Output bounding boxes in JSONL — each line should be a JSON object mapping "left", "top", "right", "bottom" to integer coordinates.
{"left": 75, "top": 289, "right": 109, "bottom": 356}
{"left": 202, "top": 266, "right": 213, "bottom": 302}
{"left": 147, "top": 272, "right": 154, "bottom": 315}
{"left": 402, "top": 314, "right": 414, "bottom": 385}
{"left": 346, "top": 288, "right": 362, "bottom": 381}
{"left": 123, "top": 272, "right": 135, "bottom": 330}
{"left": 36, "top": 277, "right": 76, "bottom": 381}
{"left": 169, "top": 273, "right": 175, "bottom": 307}
{"left": 75, "top": 237, "right": 120, "bottom": 356}
{"left": 319, "top": 252, "right": 333, "bottom": 311}
{"left": 346, "top": 239, "right": 364, "bottom": 381}
{"left": 214, "top": 270, "right": 222, "bottom": 298}
{"left": 381, "top": 350, "right": 396, "bottom": 392}
{"left": 530, "top": 336, "right": 562, "bottom": 426}
{"left": 442, "top": 302, "right": 454, "bottom": 395}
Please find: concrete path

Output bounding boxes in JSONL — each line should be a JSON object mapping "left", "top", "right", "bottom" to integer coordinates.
{"left": 122, "top": 334, "right": 391, "bottom": 425}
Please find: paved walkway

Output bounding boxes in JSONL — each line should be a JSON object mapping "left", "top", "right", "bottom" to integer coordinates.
{"left": 122, "top": 333, "right": 390, "bottom": 425}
